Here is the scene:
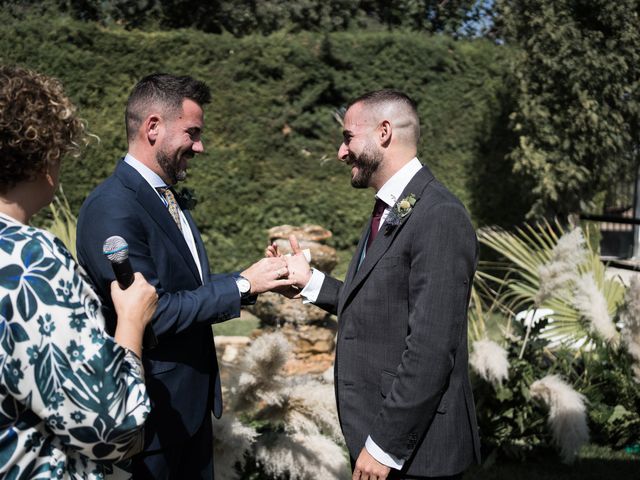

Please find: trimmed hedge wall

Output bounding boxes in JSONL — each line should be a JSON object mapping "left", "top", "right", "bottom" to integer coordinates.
{"left": 1, "top": 12, "right": 523, "bottom": 271}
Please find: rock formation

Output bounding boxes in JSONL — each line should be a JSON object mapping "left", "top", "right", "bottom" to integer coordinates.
{"left": 243, "top": 224, "right": 339, "bottom": 376}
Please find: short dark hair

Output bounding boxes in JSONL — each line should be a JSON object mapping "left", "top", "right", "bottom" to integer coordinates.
{"left": 0, "top": 65, "right": 86, "bottom": 193}
{"left": 347, "top": 89, "right": 418, "bottom": 114}
{"left": 125, "top": 73, "right": 211, "bottom": 141}
{"left": 348, "top": 89, "right": 420, "bottom": 143}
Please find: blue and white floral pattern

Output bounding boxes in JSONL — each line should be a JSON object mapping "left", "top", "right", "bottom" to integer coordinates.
{"left": 0, "top": 213, "right": 150, "bottom": 479}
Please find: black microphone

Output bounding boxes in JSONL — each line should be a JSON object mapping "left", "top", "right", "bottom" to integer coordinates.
{"left": 103, "top": 236, "right": 157, "bottom": 350}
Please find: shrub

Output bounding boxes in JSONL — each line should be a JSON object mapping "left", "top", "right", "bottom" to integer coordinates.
{"left": 0, "top": 11, "right": 516, "bottom": 270}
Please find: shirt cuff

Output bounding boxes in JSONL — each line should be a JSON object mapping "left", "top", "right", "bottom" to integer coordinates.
{"left": 300, "top": 268, "right": 325, "bottom": 304}
{"left": 365, "top": 436, "right": 405, "bottom": 470}
{"left": 233, "top": 277, "right": 242, "bottom": 297}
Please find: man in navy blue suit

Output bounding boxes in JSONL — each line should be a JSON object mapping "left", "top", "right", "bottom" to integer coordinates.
{"left": 77, "top": 74, "right": 293, "bottom": 479}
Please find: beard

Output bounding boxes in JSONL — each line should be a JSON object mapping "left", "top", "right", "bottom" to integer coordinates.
{"left": 156, "top": 147, "right": 188, "bottom": 185}
{"left": 348, "top": 143, "right": 382, "bottom": 189}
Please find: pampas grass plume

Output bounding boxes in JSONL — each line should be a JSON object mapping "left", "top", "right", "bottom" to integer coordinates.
{"left": 536, "top": 228, "right": 586, "bottom": 306}
{"left": 573, "top": 273, "right": 619, "bottom": 346}
{"left": 212, "top": 414, "right": 258, "bottom": 480}
{"left": 285, "top": 381, "right": 343, "bottom": 444}
{"left": 232, "top": 332, "right": 291, "bottom": 411}
{"left": 470, "top": 339, "right": 509, "bottom": 387}
{"left": 620, "top": 276, "right": 640, "bottom": 380}
{"left": 530, "top": 374, "right": 589, "bottom": 464}
{"left": 255, "top": 432, "right": 350, "bottom": 480}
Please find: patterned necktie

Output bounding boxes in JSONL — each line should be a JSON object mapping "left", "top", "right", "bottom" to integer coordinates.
{"left": 157, "top": 187, "right": 182, "bottom": 232}
{"left": 366, "top": 198, "right": 387, "bottom": 252}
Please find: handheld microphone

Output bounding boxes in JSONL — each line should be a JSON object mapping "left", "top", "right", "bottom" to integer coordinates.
{"left": 103, "top": 236, "right": 158, "bottom": 349}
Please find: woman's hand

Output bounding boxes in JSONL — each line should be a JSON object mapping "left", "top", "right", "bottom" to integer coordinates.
{"left": 111, "top": 272, "right": 157, "bottom": 356}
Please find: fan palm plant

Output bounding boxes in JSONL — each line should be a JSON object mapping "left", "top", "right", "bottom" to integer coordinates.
{"left": 476, "top": 220, "right": 625, "bottom": 350}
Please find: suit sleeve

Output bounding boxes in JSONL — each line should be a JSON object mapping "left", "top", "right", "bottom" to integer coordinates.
{"left": 369, "top": 202, "right": 477, "bottom": 460}
{"left": 77, "top": 193, "right": 240, "bottom": 339}
{"left": 314, "top": 274, "right": 343, "bottom": 316}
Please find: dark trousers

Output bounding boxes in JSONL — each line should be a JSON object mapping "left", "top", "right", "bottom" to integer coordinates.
{"left": 389, "top": 473, "right": 462, "bottom": 480}
{"left": 351, "top": 456, "right": 463, "bottom": 480}
{"left": 131, "top": 414, "right": 213, "bottom": 480}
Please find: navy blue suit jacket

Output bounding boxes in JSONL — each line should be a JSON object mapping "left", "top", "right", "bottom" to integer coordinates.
{"left": 76, "top": 160, "right": 240, "bottom": 450}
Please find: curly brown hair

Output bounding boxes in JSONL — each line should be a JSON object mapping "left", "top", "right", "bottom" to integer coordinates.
{"left": 0, "top": 65, "right": 86, "bottom": 193}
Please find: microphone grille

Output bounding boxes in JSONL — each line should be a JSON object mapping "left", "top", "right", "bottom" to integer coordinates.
{"left": 103, "top": 236, "right": 129, "bottom": 263}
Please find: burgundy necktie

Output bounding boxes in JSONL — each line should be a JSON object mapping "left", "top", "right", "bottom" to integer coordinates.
{"left": 366, "top": 198, "right": 387, "bottom": 252}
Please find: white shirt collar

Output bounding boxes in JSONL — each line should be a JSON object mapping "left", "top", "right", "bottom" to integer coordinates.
{"left": 376, "top": 157, "right": 422, "bottom": 207}
{"left": 124, "top": 153, "right": 167, "bottom": 189}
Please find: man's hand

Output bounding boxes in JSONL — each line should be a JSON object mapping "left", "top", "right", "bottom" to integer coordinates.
{"left": 241, "top": 257, "right": 294, "bottom": 294}
{"left": 284, "top": 235, "right": 312, "bottom": 288}
{"left": 352, "top": 447, "right": 391, "bottom": 480}
{"left": 265, "top": 235, "right": 312, "bottom": 297}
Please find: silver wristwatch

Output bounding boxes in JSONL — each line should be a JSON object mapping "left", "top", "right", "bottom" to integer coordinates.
{"left": 235, "top": 275, "right": 252, "bottom": 300}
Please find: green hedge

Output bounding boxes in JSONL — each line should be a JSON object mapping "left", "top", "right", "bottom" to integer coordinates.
{"left": 1, "top": 12, "right": 521, "bottom": 271}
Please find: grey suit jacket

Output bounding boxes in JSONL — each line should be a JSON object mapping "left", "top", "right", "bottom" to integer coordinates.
{"left": 315, "top": 165, "right": 481, "bottom": 477}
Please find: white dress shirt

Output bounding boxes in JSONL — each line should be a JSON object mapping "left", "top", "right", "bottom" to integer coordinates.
{"left": 124, "top": 154, "right": 203, "bottom": 283}
{"left": 301, "top": 157, "right": 423, "bottom": 470}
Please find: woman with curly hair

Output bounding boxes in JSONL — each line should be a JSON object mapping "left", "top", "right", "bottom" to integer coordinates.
{"left": 0, "top": 65, "right": 157, "bottom": 478}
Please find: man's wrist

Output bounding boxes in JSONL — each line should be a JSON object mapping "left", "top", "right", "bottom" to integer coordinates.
{"left": 365, "top": 436, "right": 405, "bottom": 470}
{"left": 235, "top": 275, "right": 256, "bottom": 305}
{"left": 300, "top": 268, "right": 324, "bottom": 304}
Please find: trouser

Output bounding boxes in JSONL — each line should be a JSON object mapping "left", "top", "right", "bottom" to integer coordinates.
{"left": 351, "top": 456, "right": 463, "bottom": 480}
{"left": 131, "top": 414, "right": 213, "bottom": 480}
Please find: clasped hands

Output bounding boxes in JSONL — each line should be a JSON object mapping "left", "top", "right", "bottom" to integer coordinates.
{"left": 240, "top": 235, "right": 311, "bottom": 296}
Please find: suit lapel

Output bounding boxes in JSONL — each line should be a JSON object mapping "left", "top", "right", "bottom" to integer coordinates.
{"left": 115, "top": 161, "right": 202, "bottom": 283}
{"left": 339, "top": 166, "right": 435, "bottom": 315}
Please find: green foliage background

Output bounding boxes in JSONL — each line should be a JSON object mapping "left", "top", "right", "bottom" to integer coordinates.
{"left": 498, "top": 0, "right": 640, "bottom": 217}
{"left": 0, "top": 11, "right": 520, "bottom": 271}
{"left": 1, "top": 0, "right": 481, "bottom": 36}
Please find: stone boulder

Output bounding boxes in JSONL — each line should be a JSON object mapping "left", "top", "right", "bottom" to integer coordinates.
{"left": 240, "top": 224, "right": 339, "bottom": 377}
{"left": 265, "top": 323, "right": 336, "bottom": 376}
{"left": 249, "top": 291, "right": 330, "bottom": 326}
{"left": 250, "top": 224, "right": 339, "bottom": 327}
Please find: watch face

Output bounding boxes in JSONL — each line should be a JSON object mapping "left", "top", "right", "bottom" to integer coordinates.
{"left": 238, "top": 277, "right": 251, "bottom": 294}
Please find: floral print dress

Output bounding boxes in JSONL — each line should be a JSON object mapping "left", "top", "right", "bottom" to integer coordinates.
{"left": 0, "top": 213, "right": 151, "bottom": 479}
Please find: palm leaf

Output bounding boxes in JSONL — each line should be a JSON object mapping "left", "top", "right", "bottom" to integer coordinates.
{"left": 476, "top": 221, "right": 624, "bottom": 349}
{"left": 48, "top": 185, "right": 77, "bottom": 259}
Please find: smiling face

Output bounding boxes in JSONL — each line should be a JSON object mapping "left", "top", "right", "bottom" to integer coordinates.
{"left": 338, "top": 103, "right": 383, "bottom": 189}
{"left": 156, "top": 98, "right": 204, "bottom": 185}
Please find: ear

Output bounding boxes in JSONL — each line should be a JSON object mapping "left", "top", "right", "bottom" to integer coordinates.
{"left": 378, "top": 119, "right": 392, "bottom": 147}
{"left": 145, "top": 114, "right": 162, "bottom": 144}
{"left": 44, "top": 159, "right": 60, "bottom": 188}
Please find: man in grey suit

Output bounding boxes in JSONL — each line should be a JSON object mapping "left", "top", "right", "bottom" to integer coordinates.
{"left": 275, "top": 90, "right": 480, "bottom": 479}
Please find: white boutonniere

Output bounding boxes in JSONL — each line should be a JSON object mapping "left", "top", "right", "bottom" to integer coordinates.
{"left": 385, "top": 193, "right": 417, "bottom": 233}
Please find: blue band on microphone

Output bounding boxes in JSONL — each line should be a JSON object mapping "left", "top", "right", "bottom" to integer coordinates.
{"left": 103, "top": 245, "right": 128, "bottom": 255}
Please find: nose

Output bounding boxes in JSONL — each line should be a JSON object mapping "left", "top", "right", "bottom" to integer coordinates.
{"left": 338, "top": 143, "right": 348, "bottom": 161}
{"left": 192, "top": 140, "right": 204, "bottom": 153}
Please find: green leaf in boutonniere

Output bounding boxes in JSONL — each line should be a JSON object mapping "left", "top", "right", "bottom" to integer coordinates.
{"left": 385, "top": 193, "right": 417, "bottom": 234}
{"left": 176, "top": 187, "right": 198, "bottom": 210}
